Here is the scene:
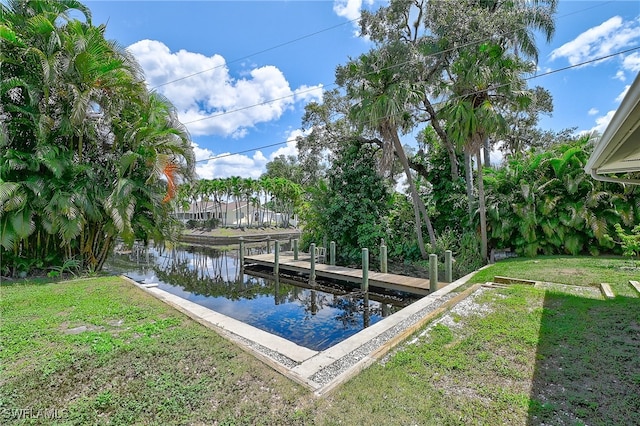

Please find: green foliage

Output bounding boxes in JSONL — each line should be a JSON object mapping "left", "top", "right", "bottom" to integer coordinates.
{"left": 614, "top": 223, "right": 640, "bottom": 258}
{"left": 261, "top": 154, "right": 306, "bottom": 185}
{"left": 385, "top": 193, "right": 423, "bottom": 260}
{"left": 301, "top": 140, "right": 392, "bottom": 265}
{"left": 416, "top": 137, "right": 468, "bottom": 233}
{"left": 0, "top": 0, "right": 195, "bottom": 276}
{"left": 177, "top": 176, "right": 302, "bottom": 229}
{"left": 485, "top": 137, "right": 639, "bottom": 257}
{"left": 46, "top": 257, "right": 80, "bottom": 279}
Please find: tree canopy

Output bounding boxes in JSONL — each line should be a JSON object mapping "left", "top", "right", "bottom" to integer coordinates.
{"left": 0, "top": 0, "right": 195, "bottom": 276}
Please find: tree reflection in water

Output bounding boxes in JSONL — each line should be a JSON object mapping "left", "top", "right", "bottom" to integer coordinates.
{"left": 106, "top": 242, "right": 418, "bottom": 349}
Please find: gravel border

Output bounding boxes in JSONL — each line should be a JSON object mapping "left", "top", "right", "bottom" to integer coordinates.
{"left": 310, "top": 292, "right": 457, "bottom": 385}
{"left": 230, "top": 333, "right": 300, "bottom": 369}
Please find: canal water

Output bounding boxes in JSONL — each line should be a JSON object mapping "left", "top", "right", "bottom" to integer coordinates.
{"left": 105, "top": 242, "right": 419, "bottom": 351}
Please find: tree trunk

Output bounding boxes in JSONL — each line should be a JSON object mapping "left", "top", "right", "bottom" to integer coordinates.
{"left": 379, "top": 120, "right": 396, "bottom": 177}
{"left": 483, "top": 136, "right": 491, "bottom": 168}
{"left": 422, "top": 98, "right": 459, "bottom": 181}
{"left": 464, "top": 151, "right": 474, "bottom": 224}
{"left": 391, "top": 134, "right": 437, "bottom": 253}
{"left": 476, "top": 150, "right": 488, "bottom": 262}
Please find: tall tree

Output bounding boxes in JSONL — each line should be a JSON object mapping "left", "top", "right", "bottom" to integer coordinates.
{"left": 357, "top": 0, "right": 559, "bottom": 261}
{"left": 336, "top": 50, "right": 437, "bottom": 257}
{"left": 301, "top": 139, "right": 392, "bottom": 264}
{"left": 0, "top": 0, "right": 195, "bottom": 275}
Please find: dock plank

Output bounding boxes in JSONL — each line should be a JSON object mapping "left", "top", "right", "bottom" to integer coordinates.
{"left": 244, "top": 253, "right": 442, "bottom": 295}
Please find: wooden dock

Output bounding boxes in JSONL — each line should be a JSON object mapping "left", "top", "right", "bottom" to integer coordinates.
{"left": 244, "top": 253, "right": 443, "bottom": 296}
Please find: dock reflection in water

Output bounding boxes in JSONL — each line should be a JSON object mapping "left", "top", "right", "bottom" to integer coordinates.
{"left": 105, "top": 242, "right": 419, "bottom": 351}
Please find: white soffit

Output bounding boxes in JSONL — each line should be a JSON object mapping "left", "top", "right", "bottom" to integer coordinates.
{"left": 585, "top": 71, "right": 640, "bottom": 176}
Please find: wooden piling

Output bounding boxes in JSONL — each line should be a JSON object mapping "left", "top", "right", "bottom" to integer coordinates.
{"left": 266, "top": 237, "right": 271, "bottom": 254}
{"left": 362, "top": 248, "right": 369, "bottom": 292}
{"left": 380, "top": 239, "right": 387, "bottom": 273}
{"left": 330, "top": 241, "right": 336, "bottom": 266}
{"left": 310, "top": 243, "right": 316, "bottom": 281}
{"left": 429, "top": 253, "right": 438, "bottom": 292}
{"left": 445, "top": 250, "right": 452, "bottom": 283}
{"left": 274, "top": 240, "right": 280, "bottom": 275}
{"left": 293, "top": 239, "right": 299, "bottom": 260}
{"left": 239, "top": 238, "right": 245, "bottom": 265}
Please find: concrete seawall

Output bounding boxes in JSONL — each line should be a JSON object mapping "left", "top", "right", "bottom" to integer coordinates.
{"left": 180, "top": 228, "right": 301, "bottom": 246}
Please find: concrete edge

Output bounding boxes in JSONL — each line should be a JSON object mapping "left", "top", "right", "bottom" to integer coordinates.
{"left": 600, "top": 282, "right": 615, "bottom": 299}
{"left": 292, "top": 266, "right": 483, "bottom": 379}
{"left": 313, "top": 283, "right": 484, "bottom": 397}
{"left": 119, "top": 276, "right": 317, "bottom": 365}
{"left": 119, "top": 263, "right": 490, "bottom": 395}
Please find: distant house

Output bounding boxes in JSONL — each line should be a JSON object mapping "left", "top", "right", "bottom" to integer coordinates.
{"left": 585, "top": 71, "right": 640, "bottom": 185}
{"left": 173, "top": 201, "right": 280, "bottom": 227}
{"left": 172, "top": 200, "right": 219, "bottom": 222}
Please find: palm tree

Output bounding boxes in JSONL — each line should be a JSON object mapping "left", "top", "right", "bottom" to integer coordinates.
{"left": 260, "top": 176, "right": 273, "bottom": 226}
{"left": 0, "top": 0, "right": 195, "bottom": 274}
{"left": 337, "top": 50, "right": 437, "bottom": 257}
{"left": 430, "top": 0, "right": 557, "bottom": 261}
{"left": 229, "top": 176, "right": 242, "bottom": 227}
{"left": 242, "top": 177, "right": 255, "bottom": 227}
{"left": 222, "top": 177, "right": 233, "bottom": 226}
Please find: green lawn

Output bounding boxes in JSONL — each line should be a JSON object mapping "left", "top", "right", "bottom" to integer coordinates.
{"left": 1, "top": 256, "right": 639, "bottom": 425}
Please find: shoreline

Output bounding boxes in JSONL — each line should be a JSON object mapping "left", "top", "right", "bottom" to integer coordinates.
{"left": 180, "top": 227, "right": 302, "bottom": 245}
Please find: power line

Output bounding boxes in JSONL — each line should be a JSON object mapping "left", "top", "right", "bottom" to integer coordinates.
{"left": 155, "top": 0, "right": 614, "bottom": 91}
{"left": 182, "top": 1, "right": 618, "bottom": 126}
{"left": 196, "top": 140, "right": 294, "bottom": 163}
{"left": 193, "top": 44, "right": 640, "bottom": 165}
{"left": 151, "top": 17, "right": 360, "bottom": 89}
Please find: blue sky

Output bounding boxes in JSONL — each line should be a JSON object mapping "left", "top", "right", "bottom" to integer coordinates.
{"left": 83, "top": 0, "right": 640, "bottom": 179}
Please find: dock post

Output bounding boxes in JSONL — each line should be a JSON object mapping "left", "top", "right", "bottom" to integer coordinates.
{"left": 380, "top": 238, "right": 387, "bottom": 273}
{"left": 330, "top": 241, "right": 336, "bottom": 266}
{"left": 239, "top": 238, "right": 245, "bottom": 266}
{"left": 361, "top": 248, "right": 369, "bottom": 292}
{"left": 429, "top": 253, "right": 438, "bottom": 292}
{"left": 445, "top": 250, "right": 453, "bottom": 283}
{"left": 293, "top": 239, "right": 299, "bottom": 260}
{"left": 274, "top": 240, "right": 280, "bottom": 276}
{"left": 310, "top": 243, "right": 316, "bottom": 281}
{"left": 266, "top": 237, "right": 271, "bottom": 254}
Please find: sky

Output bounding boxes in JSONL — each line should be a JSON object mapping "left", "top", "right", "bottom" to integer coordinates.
{"left": 82, "top": 0, "right": 640, "bottom": 180}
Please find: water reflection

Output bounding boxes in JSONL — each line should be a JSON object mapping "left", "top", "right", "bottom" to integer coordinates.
{"left": 105, "top": 242, "right": 417, "bottom": 351}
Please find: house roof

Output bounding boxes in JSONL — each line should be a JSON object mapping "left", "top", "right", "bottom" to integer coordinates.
{"left": 585, "top": 71, "right": 640, "bottom": 185}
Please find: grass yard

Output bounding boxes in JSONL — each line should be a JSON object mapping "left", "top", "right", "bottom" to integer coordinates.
{"left": 0, "top": 277, "right": 312, "bottom": 425}
{"left": 1, "top": 256, "right": 639, "bottom": 425}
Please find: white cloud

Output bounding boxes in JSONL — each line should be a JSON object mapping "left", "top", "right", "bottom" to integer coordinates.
{"left": 127, "top": 40, "right": 312, "bottom": 138}
{"left": 192, "top": 129, "right": 305, "bottom": 180}
{"left": 333, "top": 0, "right": 375, "bottom": 34}
{"left": 195, "top": 151, "right": 268, "bottom": 180}
{"left": 614, "top": 70, "right": 626, "bottom": 82}
{"left": 589, "top": 110, "right": 616, "bottom": 135}
{"left": 622, "top": 52, "right": 640, "bottom": 72}
{"left": 268, "top": 129, "right": 307, "bottom": 160}
{"left": 549, "top": 16, "right": 640, "bottom": 66}
{"left": 615, "top": 85, "right": 630, "bottom": 103}
{"left": 192, "top": 142, "right": 214, "bottom": 162}
{"left": 294, "top": 84, "right": 324, "bottom": 104}
{"left": 588, "top": 108, "right": 599, "bottom": 116}
{"left": 333, "top": 0, "right": 367, "bottom": 21}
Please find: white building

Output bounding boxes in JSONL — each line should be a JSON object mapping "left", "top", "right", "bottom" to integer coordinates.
{"left": 586, "top": 71, "right": 640, "bottom": 184}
